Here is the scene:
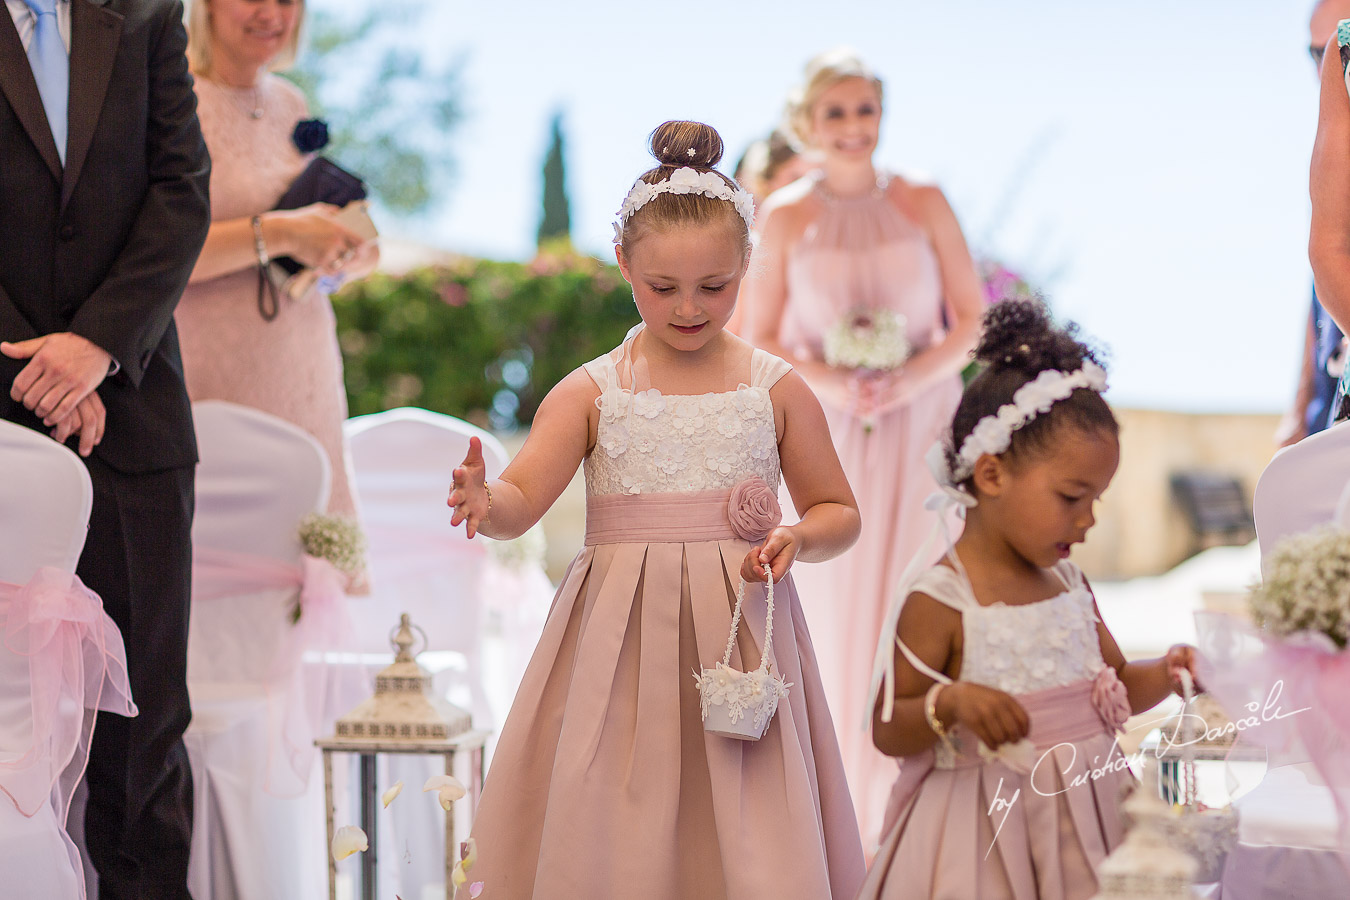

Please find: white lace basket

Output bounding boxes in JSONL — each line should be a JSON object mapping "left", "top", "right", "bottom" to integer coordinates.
{"left": 693, "top": 564, "right": 791, "bottom": 741}
{"left": 1157, "top": 669, "right": 1238, "bottom": 883}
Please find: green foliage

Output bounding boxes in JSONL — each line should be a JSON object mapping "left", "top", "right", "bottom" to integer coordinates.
{"left": 537, "top": 112, "right": 572, "bottom": 247}
{"left": 333, "top": 251, "right": 636, "bottom": 431}
{"left": 284, "top": 3, "right": 462, "bottom": 215}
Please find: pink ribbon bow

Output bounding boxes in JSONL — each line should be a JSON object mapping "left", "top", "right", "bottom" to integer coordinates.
{"left": 0, "top": 568, "right": 136, "bottom": 820}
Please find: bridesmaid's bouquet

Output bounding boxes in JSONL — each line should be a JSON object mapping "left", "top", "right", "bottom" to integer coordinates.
{"left": 823, "top": 308, "right": 911, "bottom": 372}
{"left": 823, "top": 309, "right": 910, "bottom": 431}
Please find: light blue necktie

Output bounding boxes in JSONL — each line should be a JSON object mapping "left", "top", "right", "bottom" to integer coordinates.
{"left": 21, "top": 0, "right": 68, "bottom": 165}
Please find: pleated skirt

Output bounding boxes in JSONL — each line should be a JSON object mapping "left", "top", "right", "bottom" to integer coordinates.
{"left": 460, "top": 534, "right": 866, "bottom": 899}
{"left": 858, "top": 680, "right": 1133, "bottom": 900}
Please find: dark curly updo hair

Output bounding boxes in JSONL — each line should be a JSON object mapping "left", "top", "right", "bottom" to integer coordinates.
{"left": 947, "top": 300, "right": 1118, "bottom": 481}
{"left": 616, "top": 120, "right": 751, "bottom": 257}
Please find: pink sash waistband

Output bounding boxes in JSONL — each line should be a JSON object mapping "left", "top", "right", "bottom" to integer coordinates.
{"left": 943, "top": 678, "right": 1113, "bottom": 769}
{"left": 586, "top": 489, "right": 737, "bottom": 545}
{"left": 1022, "top": 679, "right": 1113, "bottom": 747}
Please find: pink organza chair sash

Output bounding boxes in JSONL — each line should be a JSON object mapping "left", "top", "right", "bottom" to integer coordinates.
{"left": 0, "top": 568, "right": 136, "bottom": 822}
{"left": 586, "top": 489, "right": 738, "bottom": 544}
{"left": 1197, "top": 612, "right": 1350, "bottom": 857}
{"left": 191, "top": 545, "right": 352, "bottom": 795}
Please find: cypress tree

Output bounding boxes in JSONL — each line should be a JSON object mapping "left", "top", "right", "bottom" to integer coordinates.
{"left": 537, "top": 112, "right": 571, "bottom": 247}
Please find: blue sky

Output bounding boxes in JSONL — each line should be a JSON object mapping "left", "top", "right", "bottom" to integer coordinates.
{"left": 323, "top": 0, "right": 1320, "bottom": 414}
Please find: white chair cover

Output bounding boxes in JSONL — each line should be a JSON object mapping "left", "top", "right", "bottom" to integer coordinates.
{"left": 186, "top": 401, "right": 351, "bottom": 900}
{"left": 1212, "top": 422, "right": 1350, "bottom": 895}
{"left": 344, "top": 407, "right": 509, "bottom": 718}
{"left": 0, "top": 420, "right": 129, "bottom": 900}
{"left": 344, "top": 408, "right": 554, "bottom": 898}
{"left": 1252, "top": 421, "right": 1350, "bottom": 574}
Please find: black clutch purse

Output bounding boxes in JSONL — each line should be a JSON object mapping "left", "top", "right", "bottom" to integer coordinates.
{"left": 257, "top": 157, "right": 367, "bottom": 320}
{"left": 271, "top": 157, "right": 368, "bottom": 277}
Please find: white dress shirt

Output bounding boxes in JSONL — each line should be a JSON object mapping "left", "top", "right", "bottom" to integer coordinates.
{"left": 6, "top": 0, "right": 72, "bottom": 54}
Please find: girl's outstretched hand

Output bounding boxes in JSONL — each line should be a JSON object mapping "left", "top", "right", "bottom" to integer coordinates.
{"left": 942, "top": 682, "right": 1031, "bottom": 750}
{"left": 447, "top": 436, "right": 489, "bottom": 539}
{"left": 1164, "top": 644, "right": 1203, "bottom": 694}
{"left": 740, "top": 526, "right": 800, "bottom": 584}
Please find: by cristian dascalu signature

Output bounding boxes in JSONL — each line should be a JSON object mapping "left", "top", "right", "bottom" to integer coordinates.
{"left": 981, "top": 680, "right": 1309, "bottom": 858}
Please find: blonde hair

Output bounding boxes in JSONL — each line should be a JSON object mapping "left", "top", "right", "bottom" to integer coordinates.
{"left": 185, "top": 0, "right": 306, "bottom": 77}
{"left": 784, "top": 48, "right": 884, "bottom": 148}
{"left": 617, "top": 120, "right": 751, "bottom": 258}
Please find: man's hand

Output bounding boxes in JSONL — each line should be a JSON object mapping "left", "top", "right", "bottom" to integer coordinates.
{"left": 1, "top": 333, "right": 112, "bottom": 427}
{"left": 49, "top": 392, "right": 106, "bottom": 457}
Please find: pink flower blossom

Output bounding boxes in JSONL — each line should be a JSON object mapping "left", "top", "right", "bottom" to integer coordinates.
{"left": 1091, "top": 665, "right": 1131, "bottom": 733}
{"left": 727, "top": 477, "right": 782, "bottom": 542}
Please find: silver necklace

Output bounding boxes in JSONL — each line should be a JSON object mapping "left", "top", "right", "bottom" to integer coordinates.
{"left": 218, "top": 80, "right": 264, "bottom": 119}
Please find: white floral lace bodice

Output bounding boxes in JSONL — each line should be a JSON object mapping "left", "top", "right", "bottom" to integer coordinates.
{"left": 912, "top": 561, "right": 1106, "bottom": 695}
{"left": 581, "top": 342, "right": 792, "bottom": 497}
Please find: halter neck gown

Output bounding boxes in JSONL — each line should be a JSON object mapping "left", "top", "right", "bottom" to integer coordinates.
{"left": 777, "top": 173, "right": 963, "bottom": 847}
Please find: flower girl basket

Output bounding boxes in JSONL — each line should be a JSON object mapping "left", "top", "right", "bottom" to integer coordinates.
{"left": 1157, "top": 668, "right": 1239, "bottom": 883}
{"left": 694, "top": 564, "right": 792, "bottom": 741}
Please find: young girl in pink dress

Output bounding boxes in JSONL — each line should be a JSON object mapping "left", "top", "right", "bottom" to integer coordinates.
{"left": 445, "top": 121, "right": 867, "bottom": 899}
{"left": 860, "top": 301, "right": 1202, "bottom": 900}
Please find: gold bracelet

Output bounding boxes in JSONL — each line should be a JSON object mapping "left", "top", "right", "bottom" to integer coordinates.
{"left": 483, "top": 483, "right": 493, "bottom": 520}
{"left": 925, "top": 682, "right": 954, "bottom": 748}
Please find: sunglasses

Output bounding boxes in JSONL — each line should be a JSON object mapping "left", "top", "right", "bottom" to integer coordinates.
{"left": 1312, "top": 43, "right": 1328, "bottom": 68}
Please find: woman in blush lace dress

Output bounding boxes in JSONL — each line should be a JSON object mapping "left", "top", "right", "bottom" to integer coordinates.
{"left": 741, "top": 48, "right": 984, "bottom": 848}
{"left": 175, "top": 0, "right": 375, "bottom": 522}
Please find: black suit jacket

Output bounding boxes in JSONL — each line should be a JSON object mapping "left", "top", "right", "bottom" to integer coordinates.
{"left": 0, "top": 0, "right": 209, "bottom": 474}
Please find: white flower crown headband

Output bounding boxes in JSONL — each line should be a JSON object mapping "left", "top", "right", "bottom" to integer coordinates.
{"left": 934, "top": 360, "right": 1109, "bottom": 488}
{"left": 612, "top": 166, "right": 756, "bottom": 244}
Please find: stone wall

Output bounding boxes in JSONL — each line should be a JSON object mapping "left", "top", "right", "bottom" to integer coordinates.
{"left": 1070, "top": 408, "right": 1280, "bottom": 580}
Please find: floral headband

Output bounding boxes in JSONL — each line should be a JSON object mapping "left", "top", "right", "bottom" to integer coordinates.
{"left": 935, "top": 360, "right": 1109, "bottom": 488}
{"left": 612, "top": 167, "right": 756, "bottom": 243}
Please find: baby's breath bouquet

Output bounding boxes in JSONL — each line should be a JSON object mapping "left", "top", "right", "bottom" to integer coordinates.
{"left": 298, "top": 513, "right": 368, "bottom": 577}
{"left": 823, "top": 308, "right": 911, "bottom": 372}
{"left": 1248, "top": 526, "right": 1350, "bottom": 648}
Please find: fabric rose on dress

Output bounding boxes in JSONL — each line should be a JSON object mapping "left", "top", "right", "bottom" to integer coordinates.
{"left": 1091, "top": 665, "right": 1131, "bottom": 733}
{"left": 292, "top": 118, "right": 330, "bottom": 153}
{"left": 727, "top": 476, "right": 782, "bottom": 542}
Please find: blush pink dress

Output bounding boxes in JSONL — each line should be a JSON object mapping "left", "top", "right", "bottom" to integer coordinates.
{"left": 859, "top": 560, "right": 1131, "bottom": 900}
{"left": 458, "top": 333, "right": 866, "bottom": 899}
{"left": 776, "top": 173, "right": 963, "bottom": 847}
{"left": 174, "top": 75, "right": 358, "bottom": 519}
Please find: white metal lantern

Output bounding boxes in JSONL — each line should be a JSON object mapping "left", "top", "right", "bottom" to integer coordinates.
{"left": 333, "top": 613, "right": 471, "bottom": 741}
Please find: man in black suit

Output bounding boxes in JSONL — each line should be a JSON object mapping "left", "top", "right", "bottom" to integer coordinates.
{"left": 0, "top": 0, "right": 209, "bottom": 896}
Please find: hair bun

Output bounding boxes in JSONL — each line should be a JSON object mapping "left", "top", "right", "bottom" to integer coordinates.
{"left": 649, "top": 120, "right": 724, "bottom": 169}
{"left": 975, "top": 299, "right": 1100, "bottom": 373}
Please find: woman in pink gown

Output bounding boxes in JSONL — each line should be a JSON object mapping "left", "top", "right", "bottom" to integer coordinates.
{"left": 175, "top": 0, "right": 375, "bottom": 520}
{"left": 743, "top": 49, "right": 984, "bottom": 848}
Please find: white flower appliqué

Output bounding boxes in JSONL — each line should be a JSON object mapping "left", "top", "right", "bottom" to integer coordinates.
{"left": 631, "top": 388, "right": 666, "bottom": 419}
{"left": 613, "top": 167, "right": 755, "bottom": 237}
{"left": 946, "top": 360, "right": 1108, "bottom": 484}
